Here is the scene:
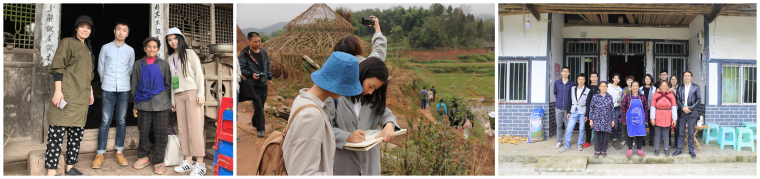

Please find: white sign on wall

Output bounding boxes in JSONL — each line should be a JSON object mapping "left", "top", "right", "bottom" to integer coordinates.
{"left": 40, "top": 3, "right": 60, "bottom": 66}
{"left": 151, "top": 3, "right": 166, "bottom": 59}
{"left": 531, "top": 60, "right": 547, "bottom": 103}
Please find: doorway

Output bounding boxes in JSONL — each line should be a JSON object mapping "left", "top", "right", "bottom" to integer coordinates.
{"left": 608, "top": 55, "right": 645, "bottom": 89}
{"left": 61, "top": 4, "right": 150, "bottom": 129}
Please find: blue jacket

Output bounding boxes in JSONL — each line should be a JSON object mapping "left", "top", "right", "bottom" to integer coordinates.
{"left": 553, "top": 79, "right": 575, "bottom": 110}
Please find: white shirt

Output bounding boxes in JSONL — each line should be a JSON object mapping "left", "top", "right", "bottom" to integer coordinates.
{"left": 607, "top": 84, "right": 623, "bottom": 107}
{"left": 684, "top": 83, "right": 691, "bottom": 106}
{"left": 353, "top": 100, "right": 362, "bottom": 119}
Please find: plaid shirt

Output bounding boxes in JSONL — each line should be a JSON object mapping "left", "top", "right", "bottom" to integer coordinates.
{"left": 621, "top": 92, "right": 648, "bottom": 124}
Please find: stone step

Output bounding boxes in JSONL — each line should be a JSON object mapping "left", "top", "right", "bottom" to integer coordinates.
{"left": 535, "top": 156, "right": 587, "bottom": 172}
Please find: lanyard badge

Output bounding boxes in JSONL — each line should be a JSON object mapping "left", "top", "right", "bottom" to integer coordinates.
{"left": 172, "top": 56, "right": 180, "bottom": 89}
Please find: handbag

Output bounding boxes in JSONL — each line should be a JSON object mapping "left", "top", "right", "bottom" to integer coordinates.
{"left": 164, "top": 135, "right": 183, "bottom": 166}
{"left": 238, "top": 76, "right": 258, "bottom": 102}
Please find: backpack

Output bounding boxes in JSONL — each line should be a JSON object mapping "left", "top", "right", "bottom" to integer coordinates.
{"left": 437, "top": 104, "right": 445, "bottom": 115}
{"left": 255, "top": 104, "right": 322, "bottom": 175}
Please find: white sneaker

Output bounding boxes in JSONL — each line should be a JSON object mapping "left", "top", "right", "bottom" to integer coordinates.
{"left": 555, "top": 142, "right": 562, "bottom": 149}
{"left": 174, "top": 160, "right": 193, "bottom": 173}
{"left": 190, "top": 163, "right": 207, "bottom": 176}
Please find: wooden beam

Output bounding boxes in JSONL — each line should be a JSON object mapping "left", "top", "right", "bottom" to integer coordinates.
{"left": 541, "top": 10, "right": 711, "bottom": 15}
{"left": 600, "top": 14, "right": 608, "bottom": 23}
{"left": 707, "top": 4, "right": 727, "bottom": 23}
{"left": 565, "top": 23, "right": 689, "bottom": 28}
{"left": 525, "top": 4, "right": 540, "bottom": 20}
{"left": 578, "top": 14, "right": 590, "bottom": 23}
{"left": 498, "top": 4, "right": 523, "bottom": 9}
{"left": 626, "top": 14, "right": 636, "bottom": 24}
{"left": 499, "top": 12, "right": 529, "bottom": 16}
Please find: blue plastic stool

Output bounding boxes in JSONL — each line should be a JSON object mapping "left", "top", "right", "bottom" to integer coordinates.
{"left": 702, "top": 123, "right": 720, "bottom": 145}
{"left": 741, "top": 122, "right": 757, "bottom": 140}
{"left": 718, "top": 127, "right": 737, "bottom": 150}
{"left": 735, "top": 127, "right": 755, "bottom": 152}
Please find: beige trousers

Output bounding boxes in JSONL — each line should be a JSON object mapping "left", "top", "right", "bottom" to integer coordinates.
{"left": 175, "top": 89, "right": 205, "bottom": 157}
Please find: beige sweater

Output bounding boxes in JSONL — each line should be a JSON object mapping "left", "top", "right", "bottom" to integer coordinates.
{"left": 283, "top": 89, "right": 334, "bottom": 176}
{"left": 168, "top": 49, "right": 206, "bottom": 104}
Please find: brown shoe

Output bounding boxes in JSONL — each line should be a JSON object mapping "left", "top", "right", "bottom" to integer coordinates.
{"left": 116, "top": 152, "right": 129, "bottom": 167}
{"left": 92, "top": 154, "right": 104, "bottom": 169}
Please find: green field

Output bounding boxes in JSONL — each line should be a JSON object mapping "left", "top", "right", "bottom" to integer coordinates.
{"left": 422, "top": 73, "right": 495, "bottom": 99}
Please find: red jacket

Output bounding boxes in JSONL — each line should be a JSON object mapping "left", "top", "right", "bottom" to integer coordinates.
{"left": 651, "top": 91, "right": 677, "bottom": 127}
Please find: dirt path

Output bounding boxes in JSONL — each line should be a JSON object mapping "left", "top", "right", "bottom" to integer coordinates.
{"left": 235, "top": 101, "right": 286, "bottom": 176}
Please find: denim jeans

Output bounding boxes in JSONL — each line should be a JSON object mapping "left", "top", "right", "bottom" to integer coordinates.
{"left": 421, "top": 99, "right": 427, "bottom": 109}
{"left": 611, "top": 107, "right": 621, "bottom": 140}
{"left": 564, "top": 111, "right": 586, "bottom": 148}
{"left": 97, "top": 91, "right": 129, "bottom": 154}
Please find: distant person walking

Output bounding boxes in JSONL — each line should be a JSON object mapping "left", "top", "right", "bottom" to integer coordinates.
{"left": 239, "top": 32, "right": 273, "bottom": 137}
{"left": 419, "top": 87, "right": 428, "bottom": 110}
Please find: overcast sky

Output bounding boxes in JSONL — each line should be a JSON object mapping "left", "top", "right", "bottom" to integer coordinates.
{"left": 237, "top": 3, "right": 494, "bottom": 29}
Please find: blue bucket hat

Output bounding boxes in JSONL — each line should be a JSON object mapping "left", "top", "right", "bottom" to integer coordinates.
{"left": 311, "top": 51, "right": 362, "bottom": 96}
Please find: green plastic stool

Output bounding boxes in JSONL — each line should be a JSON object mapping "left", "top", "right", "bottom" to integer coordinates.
{"left": 741, "top": 122, "right": 756, "bottom": 140}
{"left": 735, "top": 127, "right": 755, "bottom": 152}
{"left": 703, "top": 123, "right": 720, "bottom": 145}
{"left": 718, "top": 127, "right": 737, "bottom": 150}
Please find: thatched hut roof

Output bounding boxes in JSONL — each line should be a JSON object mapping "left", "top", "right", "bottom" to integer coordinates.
{"left": 262, "top": 3, "right": 369, "bottom": 57}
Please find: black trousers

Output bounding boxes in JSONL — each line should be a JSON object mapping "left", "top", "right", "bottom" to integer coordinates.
{"left": 251, "top": 85, "right": 268, "bottom": 132}
{"left": 676, "top": 115, "right": 698, "bottom": 152}
{"left": 584, "top": 119, "right": 593, "bottom": 143}
{"left": 594, "top": 131, "right": 609, "bottom": 152}
{"left": 45, "top": 125, "right": 84, "bottom": 169}
{"left": 647, "top": 119, "right": 655, "bottom": 143}
{"left": 672, "top": 119, "right": 682, "bottom": 147}
{"left": 627, "top": 136, "right": 645, "bottom": 149}
{"left": 137, "top": 110, "right": 170, "bottom": 165}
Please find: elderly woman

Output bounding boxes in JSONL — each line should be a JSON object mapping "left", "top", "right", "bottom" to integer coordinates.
{"left": 130, "top": 37, "right": 173, "bottom": 174}
{"left": 589, "top": 81, "right": 614, "bottom": 158}
{"left": 651, "top": 81, "right": 678, "bottom": 157}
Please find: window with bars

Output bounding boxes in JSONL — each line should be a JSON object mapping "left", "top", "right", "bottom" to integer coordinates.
{"left": 566, "top": 41, "right": 598, "bottom": 54}
{"left": 655, "top": 57, "right": 686, "bottom": 83}
{"left": 566, "top": 55, "right": 597, "bottom": 85}
{"left": 609, "top": 41, "right": 645, "bottom": 54}
{"left": 214, "top": 6, "right": 232, "bottom": 44}
{"left": 654, "top": 42, "right": 687, "bottom": 55}
{"left": 169, "top": 4, "right": 211, "bottom": 55}
{"left": 499, "top": 60, "right": 528, "bottom": 103}
{"left": 722, "top": 64, "right": 757, "bottom": 105}
{"left": 3, "top": 3, "right": 36, "bottom": 49}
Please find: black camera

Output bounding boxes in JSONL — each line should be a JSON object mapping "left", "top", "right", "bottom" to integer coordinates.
{"left": 361, "top": 17, "right": 374, "bottom": 25}
{"left": 255, "top": 73, "right": 263, "bottom": 77}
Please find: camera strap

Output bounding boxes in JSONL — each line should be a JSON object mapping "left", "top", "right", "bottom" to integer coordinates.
{"left": 245, "top": 49, "right": 265, "bottom": 72}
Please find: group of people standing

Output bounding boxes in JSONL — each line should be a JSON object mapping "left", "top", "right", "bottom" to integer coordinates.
{"left": 45, "top": 15, "right": 208, "bottom": 176}
{"left": 554, "top": 67, "right": 701, "bottom": 158}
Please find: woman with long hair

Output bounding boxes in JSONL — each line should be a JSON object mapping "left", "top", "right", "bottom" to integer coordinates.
{"left": 45, "top": 15, "right": 95, "bottom": 176}
{"left": 668, "top": 75, "right": 681, "bottom": 148}
{"left": 640, "top": 74, "right": 657, "bottom": 146}
{"left": 165, "top": 27, "right": 207, "bottom": 176}
{"left": 607, "top": 73, "right": 624, "bottom": 149}
{"left": 328, "top": 57, "right": 399, "bottom": 175}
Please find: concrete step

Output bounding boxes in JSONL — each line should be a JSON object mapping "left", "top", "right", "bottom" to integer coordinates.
{"left": 535, "top": 156, "right": 587, "bottom": 172}
{"left": 27, "top": 149, "right": 216, "bottom": 176}
{"left": 499, "top": 135, "right": 757, "bottom": 164}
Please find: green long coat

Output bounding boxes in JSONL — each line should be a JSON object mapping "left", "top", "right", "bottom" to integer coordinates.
{"left": 48, "top": 37, "right": 94, "bottom": 127}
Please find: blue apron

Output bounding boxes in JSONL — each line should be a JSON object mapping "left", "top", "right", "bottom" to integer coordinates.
{"left": 626, "top": 97, "right": 647, "bottom": 136}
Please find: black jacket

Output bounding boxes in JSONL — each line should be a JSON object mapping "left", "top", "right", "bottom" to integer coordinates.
{"left": 584, "top": 84, "right": 600, "bottom": 117}
{"left": 676, "top": 83, "right": 701, "bottom": 118}
{"left": 238, "top": 46, "right": 272, "bottom": 87}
